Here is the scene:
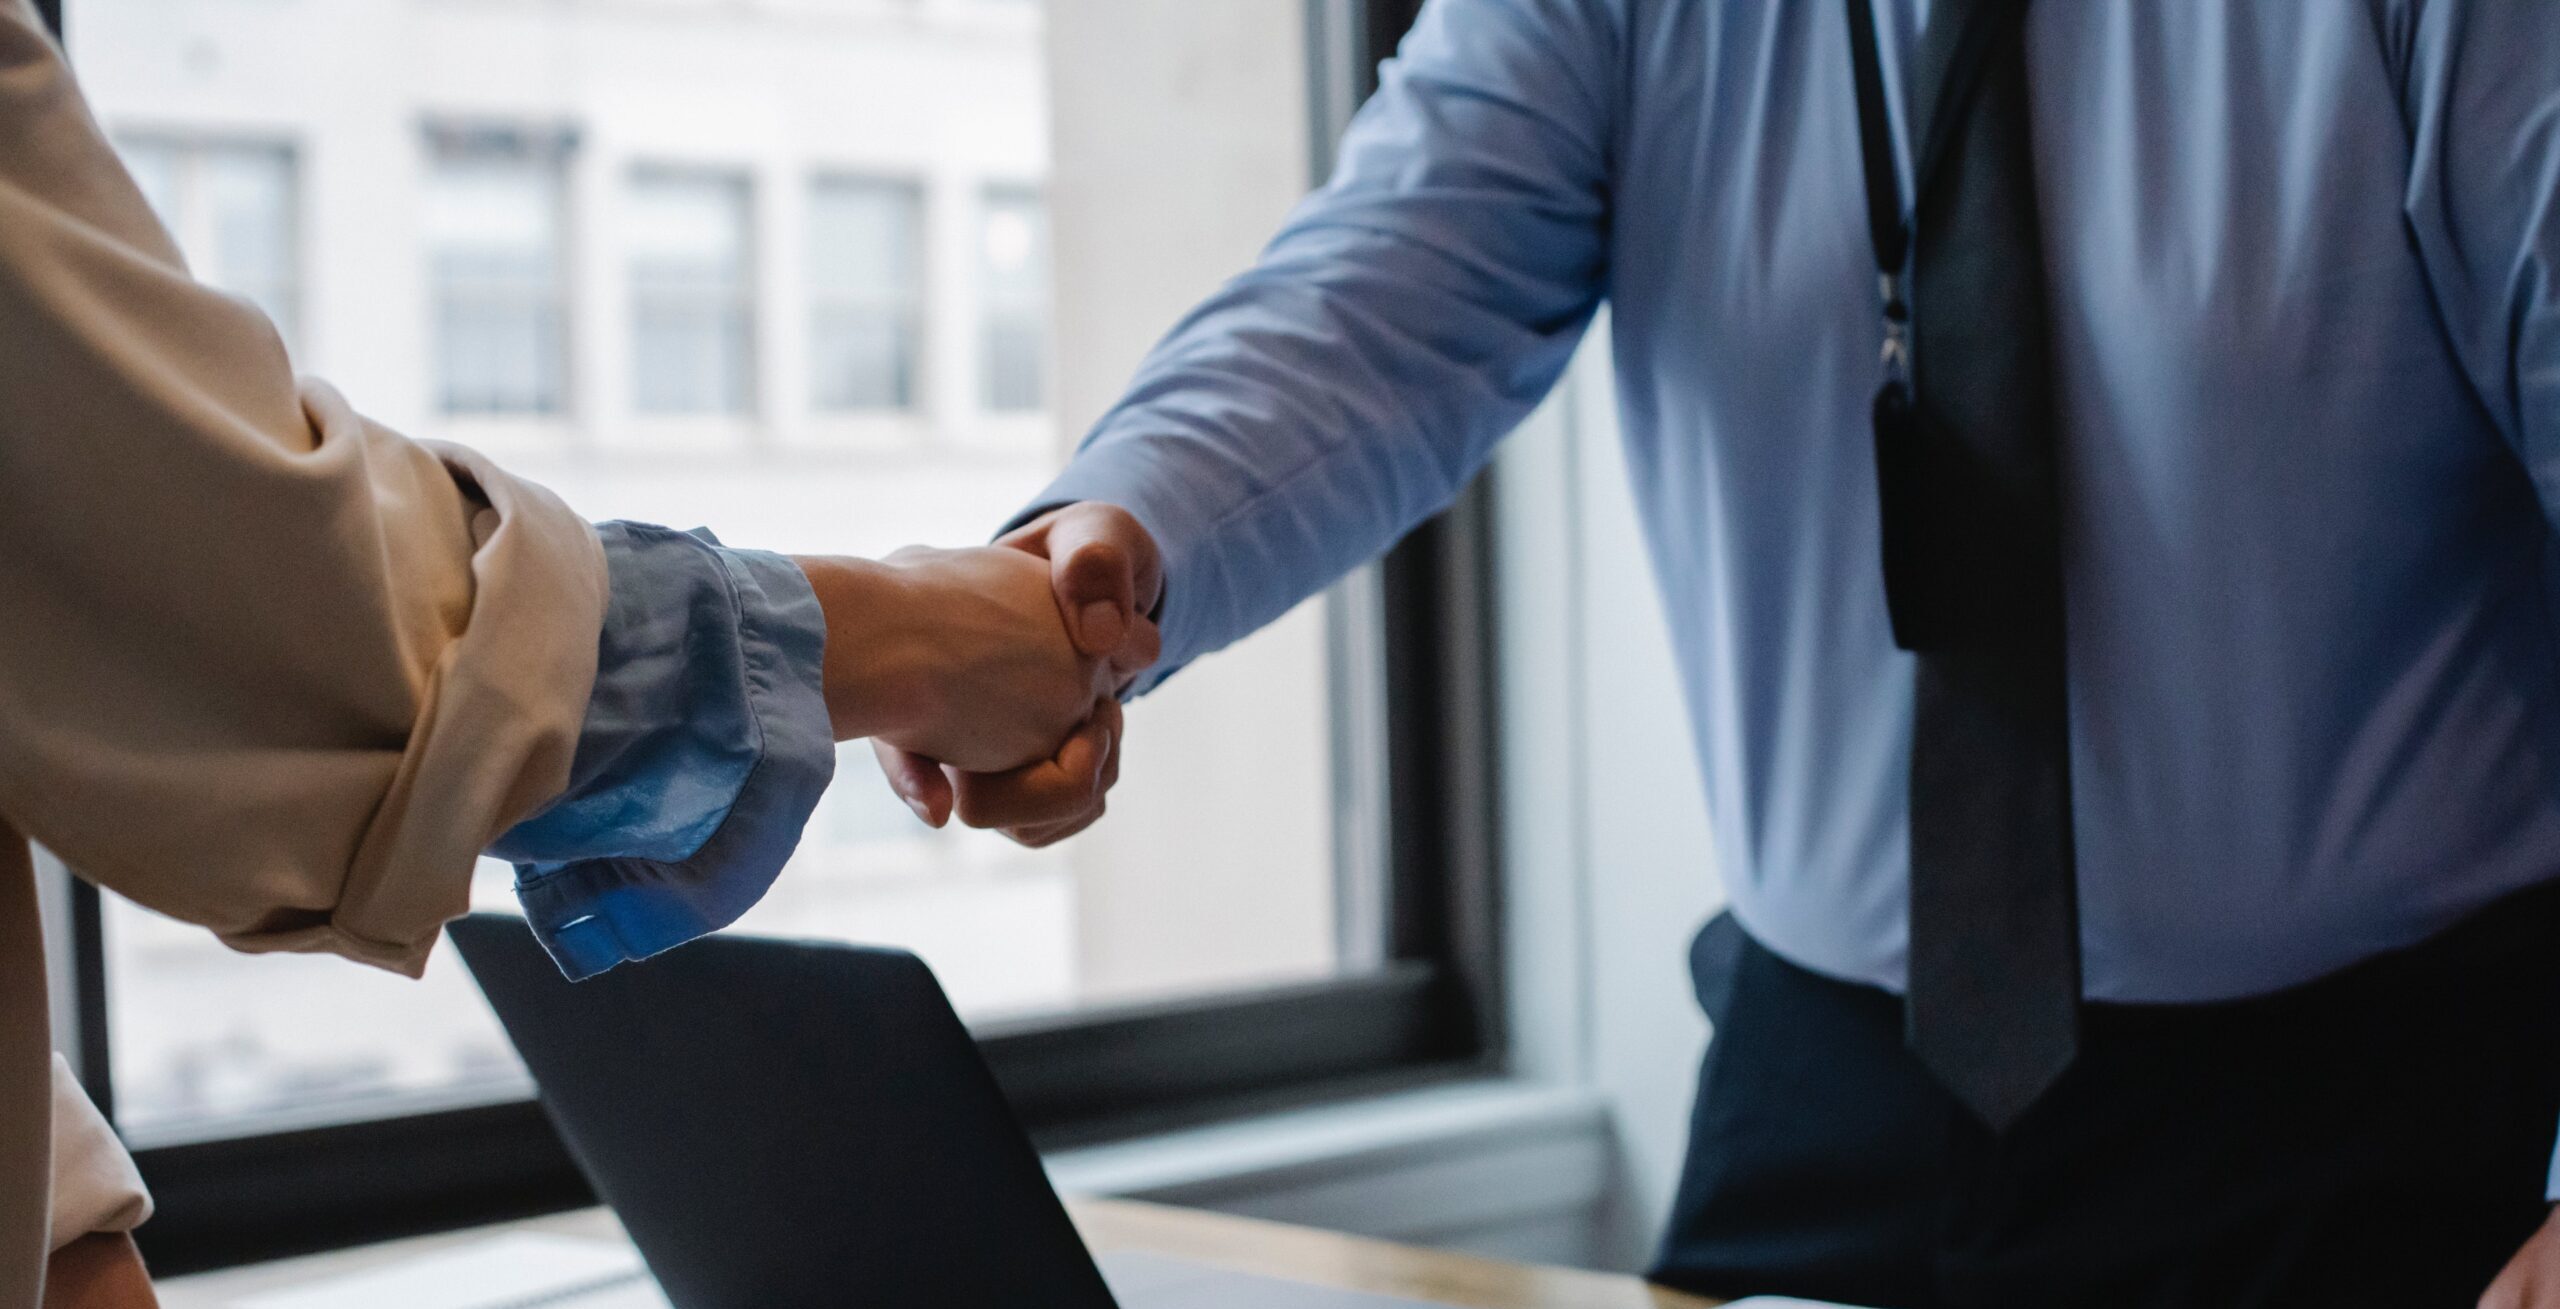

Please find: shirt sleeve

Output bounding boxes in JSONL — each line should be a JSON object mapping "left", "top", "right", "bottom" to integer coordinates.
{"left": 2402, "top": 0, "right": 2560, "bottom": 509}
{"left": 489, "top": 524, "right": 835, "bottom": 982}
{"left": 0, "top": 0, "right": 605, "bottom": 978}
{"left": 2396, "top": 0, "right": 2560, "bottom": 1198}
{"left": 1018, "top": 0, "right": 1622, "bottom": 692}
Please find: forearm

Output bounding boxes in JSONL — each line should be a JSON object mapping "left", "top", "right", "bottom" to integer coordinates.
{"left": 793, "top": 548, "right": 1112, "bottom": 771}
{"left": 790, "top": 554, "right": 946, "bottom": 744}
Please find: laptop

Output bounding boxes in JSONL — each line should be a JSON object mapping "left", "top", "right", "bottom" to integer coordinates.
{"left": 448, "top": 914, "right": 1456, "bottom": 1308}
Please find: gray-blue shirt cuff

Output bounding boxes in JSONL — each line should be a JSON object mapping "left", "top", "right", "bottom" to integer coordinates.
{"left": 490, "top": 522, "right": 834, "bottom": 981}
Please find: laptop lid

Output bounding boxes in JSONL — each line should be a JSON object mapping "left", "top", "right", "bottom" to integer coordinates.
{"left": 447, "top": 913, "right": 1120, "bottom": 1309}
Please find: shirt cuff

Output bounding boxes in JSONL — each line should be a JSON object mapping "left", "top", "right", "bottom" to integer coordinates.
{"left": 489, "top": 522, "right": 835, "bottom": 981}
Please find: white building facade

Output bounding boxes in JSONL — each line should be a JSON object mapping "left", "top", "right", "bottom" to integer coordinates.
{"left": 67, "top": 0, "right": 1341, "bottom": 1140}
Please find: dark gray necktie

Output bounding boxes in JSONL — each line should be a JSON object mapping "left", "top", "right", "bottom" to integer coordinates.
{"left": 1848, "top": 0, "right": 2080, "bottom": 1131}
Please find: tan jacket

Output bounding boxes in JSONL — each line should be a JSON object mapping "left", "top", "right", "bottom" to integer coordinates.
{"left": 0, "top": 1, "right": 610, "bottom": 1301}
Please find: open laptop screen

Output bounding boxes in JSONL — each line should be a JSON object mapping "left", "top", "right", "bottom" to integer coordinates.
{"left": 448, "top": 914, "right": 1120, "bottom": 1309}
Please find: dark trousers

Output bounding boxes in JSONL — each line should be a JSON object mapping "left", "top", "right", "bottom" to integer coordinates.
{"left": 1651, "top": 887, "right": 2560, "bottom": 1308}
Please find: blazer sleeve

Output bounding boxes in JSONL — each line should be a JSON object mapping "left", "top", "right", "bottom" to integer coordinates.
{"left": 0, "top": 0, "right": 609, "bottom": 977}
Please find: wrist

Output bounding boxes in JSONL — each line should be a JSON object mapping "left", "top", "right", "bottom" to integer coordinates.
{"left": 790, "top": 555, "right": 943, "bottom": 743}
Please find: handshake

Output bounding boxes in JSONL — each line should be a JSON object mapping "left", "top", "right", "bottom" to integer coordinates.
{"left": 792, "top": 503, "right": 1162, "bottom": 848}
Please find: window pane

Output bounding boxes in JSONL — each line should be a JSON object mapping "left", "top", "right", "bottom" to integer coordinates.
{"left": 426, "top": 136, "right": 568, "bottom": 416}
{"left": 808, "top": 177, "right": 921, "bottom": 411}
{"left": 202, "top": 146, "right": 295, "bottom": 298}
{"left": 117, "top": 139, "right": 179, "bottom": 228}
{"left": 72, "top": 0, "right": 1348, "bottom": 1145}
{"left": 979, "top": 187, "right": 1048, "bottom": 412}
{"left": 628, "top": 171, "right": 754, "bottom": 415}
{"left": 112, "top": 136, "right": 300, "bottom": 352}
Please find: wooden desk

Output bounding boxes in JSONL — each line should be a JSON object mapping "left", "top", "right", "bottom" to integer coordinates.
{"left": 1073, "top": 1199, "right": 1719, "bottom": 1308}
{"left": 159, "top": 1198, "right": 1719, "bottom": 1307}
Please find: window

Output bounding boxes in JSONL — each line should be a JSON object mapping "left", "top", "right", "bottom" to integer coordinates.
{"left": 115, "top": 137, "right": 301, "bottom": 353}
{"left": 425, "top": 128, "right": 572, "bottom": 417}
{"left": 627, "top": 170, "right": 756, "bottom": 416}
{"left": 808, "top": 176, "right": 924, "bottom": 412}
{"left": 978, "top": 186, "right": 1049, "bottom": 412}
{"left": 61, "top": 0, "right": 1489, "bottom": 1274}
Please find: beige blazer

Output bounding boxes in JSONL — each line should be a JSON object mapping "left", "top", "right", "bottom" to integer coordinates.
{"left": 0, "top": 2, "right": 611, "bottom": 1301}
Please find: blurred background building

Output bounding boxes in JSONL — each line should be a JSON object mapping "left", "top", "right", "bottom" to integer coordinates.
{"left": 67, "top": 0, "right": 1347, "bottom": 1143}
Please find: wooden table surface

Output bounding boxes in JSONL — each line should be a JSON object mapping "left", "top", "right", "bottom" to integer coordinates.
{"left": 159, "top": 1197, "right": 1721, "bottom": 1307}
{"left": 1073, "top": 1199, "right": 1721, "bottom": 1309}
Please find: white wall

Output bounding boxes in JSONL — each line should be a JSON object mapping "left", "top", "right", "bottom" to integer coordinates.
{"left": 1494, "top": 317, "right": 1722, "bottom": 1271}
{"left": 1042, "top": 0, "right": 1341, "bottom": 1003}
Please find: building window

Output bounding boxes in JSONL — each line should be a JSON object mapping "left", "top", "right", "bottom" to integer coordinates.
{"left": 116, "top": 138, "right": 301, "bottom": 353}
{"left": 65, "top": 0, "right": 1486, "bottom": 1275}
{"left": 808, "top": 176, "right": 924, "bottom": 413}
{"left": 627, "top": 170, "right": 756, "bottom": 416}
{"left": 977, "top": 185, "right": 1048, "bottom": 412}
{"left": 424, "top": 129, "right": 571, "bottom": 417}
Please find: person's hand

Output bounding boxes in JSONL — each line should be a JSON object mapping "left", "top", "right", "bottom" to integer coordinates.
{"left": 2483, "top": 1208, "right": 2560, "bottom": 1308}
{"left": 872, "top": 503, "right": 1164, "bottom": 843}
{"left": 792, "top": 545, "right": 1117, "bottom": 780}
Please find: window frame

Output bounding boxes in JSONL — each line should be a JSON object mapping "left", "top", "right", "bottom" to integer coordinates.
{"left": 54, "top": 0, "right": 1501, "bottom": 1276}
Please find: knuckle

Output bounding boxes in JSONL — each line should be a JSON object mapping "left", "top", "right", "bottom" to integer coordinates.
{"left": 951, "top": 789, "right": 1008, "bottom": 829}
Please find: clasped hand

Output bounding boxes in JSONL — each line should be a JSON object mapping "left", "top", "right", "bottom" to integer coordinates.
{"left": 796, "top": 503, "right": 1163, "bottom": 848}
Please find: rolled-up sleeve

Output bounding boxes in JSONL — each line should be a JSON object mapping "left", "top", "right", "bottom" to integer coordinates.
{"left": 490, "top": 524, "right": 834, "bottom": 981}
{"left": 0, "top": 0, "right": 605, "bottom": 977}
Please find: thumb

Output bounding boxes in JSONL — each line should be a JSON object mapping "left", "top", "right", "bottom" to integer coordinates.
{"left": 871, "top": 740, "right": 953, "bottom": 828}
{"left": 1055, "top": 541, "right": 1134, "bottom": 659}
{"left": 1041, "top": 506, "right": 1158, "bottom": 659}
{"left": 1039, "top": 509, "right": 1141, "bottom": 655}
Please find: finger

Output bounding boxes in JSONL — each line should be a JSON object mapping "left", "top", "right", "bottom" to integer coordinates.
{"left": 1057, "top": 547, "right": 1133, "bottom": 657}
{"left": 950, "top": 713, "right": 1114, "bottom": 830}
{"left": 1070, "top": 503, "right": 1164, "bottom": 610}
{"left": 1008, "top": 701, "right": 1131, "bottom": 845}
{"left": 1006, "top": 702, "right": 1126, "bottom": 846}
{"left": 1004, "top": 803, "right": 1104, "bottom": 849}
{"left": 1099, "top": 710, "right": 1123, "bottom": 793}
{"left": 1110, "top": 614, "right": 1165, "bottom": 682}
{"left": 871, "top": 740, "right": 952, "bottom": 828}
{"left": 993, "top": 505, "right": 1066, "bottom": 553}
{"left": 1042, "top": 505, "right": 1165, "bottom": 657}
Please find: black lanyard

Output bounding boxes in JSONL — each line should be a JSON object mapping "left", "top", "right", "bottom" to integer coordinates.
{"left": 1843, "top": 0, "right": 2036, "bottom": 652}
{"left": 1841, "top": 0, "right": 2030, "bottom": 388}
{"left": 1844, "top": 0, "right": 1912, "bottom": 385}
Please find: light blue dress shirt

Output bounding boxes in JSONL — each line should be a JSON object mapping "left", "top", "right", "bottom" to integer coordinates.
{"left": 1029, "top": 0, "right": 2560, "bottom": 1006}
{"left": 488, "top": 523, "right": 834, "bottom": 981}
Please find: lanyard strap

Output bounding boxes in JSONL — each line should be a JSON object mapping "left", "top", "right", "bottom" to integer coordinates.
{"left": 1843, "top": 0, "right": 2031, "bottom": 384}
{"left": 1843, "top": 0, "right": 1912, "bottom": 382}
{"left": 1844, "top": 0, "right": 1908, "bottom": 279}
